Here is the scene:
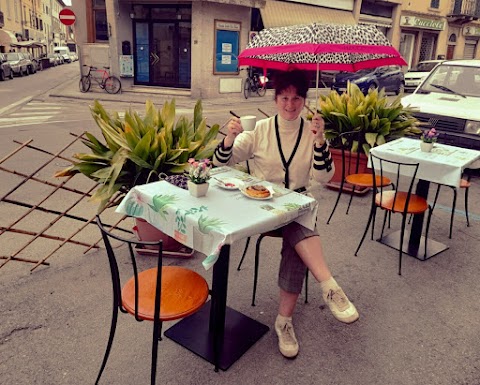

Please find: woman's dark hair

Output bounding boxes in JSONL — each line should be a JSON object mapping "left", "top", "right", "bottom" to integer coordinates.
{"left": 273, "top": 70, "right": 310, "bottom": 99}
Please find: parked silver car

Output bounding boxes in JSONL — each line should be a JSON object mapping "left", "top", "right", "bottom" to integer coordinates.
{"left": 5, "top": 52, "right": 29, "bottom": 76}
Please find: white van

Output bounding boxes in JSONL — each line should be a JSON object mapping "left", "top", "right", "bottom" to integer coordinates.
{"left": 53, "top": 47, "right": 72, "bottom": 63}
{"left": 402, "top": 60, "right": 480, "bottom": 150}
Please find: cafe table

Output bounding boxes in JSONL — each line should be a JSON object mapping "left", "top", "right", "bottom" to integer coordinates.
{"left": 115, "top": 166, "right": 318, "bottom": 370}
{"left": 370, "top": 137, "right": 480, "bottom": 260}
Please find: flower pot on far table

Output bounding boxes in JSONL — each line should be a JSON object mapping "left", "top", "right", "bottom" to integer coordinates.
{"left": 420, "top": 142, "right": 434, "bottom": 152}
{"left": 188, "top": 180, "right": 209, "bottom": 197}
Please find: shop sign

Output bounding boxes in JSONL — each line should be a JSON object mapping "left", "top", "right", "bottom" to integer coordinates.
{"left": 400, "top": 16, "right": 445, "bottom": 31}
{"left": 464, "top": 26, "right": 480, "bottom": 36}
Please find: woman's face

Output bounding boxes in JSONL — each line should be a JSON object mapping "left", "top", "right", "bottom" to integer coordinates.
{"left": 275, "top": 86, "right": 305, "bottom": 121}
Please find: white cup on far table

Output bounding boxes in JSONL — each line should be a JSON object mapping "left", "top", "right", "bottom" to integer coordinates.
{"left": 240, "top": 115, "right": 257, "bottom": 131}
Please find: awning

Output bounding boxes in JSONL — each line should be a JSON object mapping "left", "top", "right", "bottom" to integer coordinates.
{"left": 10, "top": 40, "right": 46, "bottom": 48}
{"left": 0, "top": 29, "right": 18, "bottom": 46}
{"left": 359, "top": 15, "right": 393, "bottom": 28}
{"left": 260, "top": 0, "right": 356, "bottom": 28}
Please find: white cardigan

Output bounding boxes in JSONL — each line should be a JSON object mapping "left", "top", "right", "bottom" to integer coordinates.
{"left": 213, "top": 115, "right": 334, "bottom": 191}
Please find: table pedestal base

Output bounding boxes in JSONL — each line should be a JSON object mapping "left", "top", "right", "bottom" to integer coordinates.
{"left": 164, "top": 301, "right": 269, "bottom": 371}
{"left": 378, "top": 230, "right": 449, "bottom": 260}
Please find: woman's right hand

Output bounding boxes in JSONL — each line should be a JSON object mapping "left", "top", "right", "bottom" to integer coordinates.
{"left": 224, "top": 117, "right": 244, "bottom": 147}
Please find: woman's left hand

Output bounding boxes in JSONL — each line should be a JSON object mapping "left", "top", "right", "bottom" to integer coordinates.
{"left": 310, "top": 113, "right": 325, "bottom": 145}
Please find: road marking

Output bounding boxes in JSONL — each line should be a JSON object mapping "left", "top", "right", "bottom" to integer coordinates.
{"left": 0, "top": 118, "right": 90, "bottom": 128}
{"left": 0, "top": 96, "right": 32, "bottom": 116}
{"left": 0, "top": 116, "right": 54, "bottom": 122}
{"left": 10, "top": 112, "right": 56, "bottom": 116}
{"left": 23, "top": 106, "right": 63, "bottom": 110}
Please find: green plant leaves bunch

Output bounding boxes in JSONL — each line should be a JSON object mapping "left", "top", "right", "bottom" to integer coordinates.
{"left": 55, "top": 99, "right": 220, "bottom": 211}
{"left": 320, "top": 81, "right": 422, "bottom": 154}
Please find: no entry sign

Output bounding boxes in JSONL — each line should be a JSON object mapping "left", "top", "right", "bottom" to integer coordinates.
{"left": 59, "top": 8, "right": 76, "bottom": 26}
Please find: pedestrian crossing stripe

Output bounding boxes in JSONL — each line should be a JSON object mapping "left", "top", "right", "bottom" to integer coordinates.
{"left": 0, "top": 116, "right": 54, "bottom": 122}
{"left": 10, "top": 112, "right": 57, "bottom": 116}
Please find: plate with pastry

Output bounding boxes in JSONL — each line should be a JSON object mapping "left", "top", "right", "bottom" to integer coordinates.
{"left": 241, "top": 184, "right": 273, "bottom": 200}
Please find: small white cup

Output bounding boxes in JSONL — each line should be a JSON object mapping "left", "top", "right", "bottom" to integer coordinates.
{"left": 240, "top": 115, "right": 257, "bottom": 131}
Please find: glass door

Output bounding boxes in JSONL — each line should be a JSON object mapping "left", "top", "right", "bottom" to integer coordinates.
{"left": 133, "top": 17, "right": 191, "bottom": 87}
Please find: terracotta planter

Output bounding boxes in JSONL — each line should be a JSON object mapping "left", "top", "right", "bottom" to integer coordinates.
{"left": 325, "top": 148, "right": 370, "bottom": 195}
{"left": 132, "top": 218, "right": 193, "bottom": 258}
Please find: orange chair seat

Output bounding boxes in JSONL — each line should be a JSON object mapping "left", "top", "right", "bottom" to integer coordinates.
{"left": 460, "top": 178, "right": 471, "bottom": 189}
{"left": 346, "top": 173, "right": 392, "bottom": 188}
{"left": 375, "top": 190, "right": 428, "bottom": 214}
{"left": 122, "top": 266, "right": 209, "bottom": 321}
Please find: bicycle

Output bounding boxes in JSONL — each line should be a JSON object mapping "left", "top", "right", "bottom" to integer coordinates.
{"left": 79, "top": 65, "right": 122, "bottom": 94}
{"left": 243, "top": 68, "right": 267, "bottom": 99}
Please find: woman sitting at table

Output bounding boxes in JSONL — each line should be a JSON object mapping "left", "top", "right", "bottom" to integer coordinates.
{"left": 213, "top": 69, "right": 359, "bottom": 358}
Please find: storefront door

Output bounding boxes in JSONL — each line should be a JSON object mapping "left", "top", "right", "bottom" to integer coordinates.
{"left": 133, "top": 7, "right": 191, "bottom": 88}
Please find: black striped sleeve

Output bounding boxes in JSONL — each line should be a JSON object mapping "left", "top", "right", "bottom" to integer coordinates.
{"left": 214, "top": 138, "right": 233, "bottom": 164}
{"left": 313, "top": 142, "right": 333, "bottom": 172}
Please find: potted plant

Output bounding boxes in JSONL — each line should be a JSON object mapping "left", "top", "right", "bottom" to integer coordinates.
{"left": 420, "top": 127, "right": 438, "bottom": 152}
{"left": 318, "top": 82, "right": 422, "bottom": 191}
{"left": 186, "top": 158, "right": 212, "bottom": 197}
{"left": 55, "top": 98, "right": 220, "bottom": 253}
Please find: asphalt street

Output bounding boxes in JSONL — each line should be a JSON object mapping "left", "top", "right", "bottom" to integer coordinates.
{"left": 1, "top": 76, "right": 479, "bottom": 385}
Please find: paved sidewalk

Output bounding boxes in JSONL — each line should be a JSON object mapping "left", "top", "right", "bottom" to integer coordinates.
{"left": 1, "top": 78, "right": 480, "bottom": 385}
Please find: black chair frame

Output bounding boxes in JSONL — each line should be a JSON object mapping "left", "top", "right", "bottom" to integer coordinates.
{"left": 354, "top": 154, "right": 433, "bottom": 275}
{"left": 95, "top": 215, "right": 164, "bottom": 385}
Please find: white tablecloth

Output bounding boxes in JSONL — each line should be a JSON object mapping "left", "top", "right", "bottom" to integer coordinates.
{"left": 370, "top": 137, "right": 480, "bottom": 188}
{"left": 116, "top": 166, "right": 318, "bottom": 270}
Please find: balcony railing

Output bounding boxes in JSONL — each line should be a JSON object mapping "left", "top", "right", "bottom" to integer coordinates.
{"left": 449, "top": 0, "right": 480, "bottom": 17}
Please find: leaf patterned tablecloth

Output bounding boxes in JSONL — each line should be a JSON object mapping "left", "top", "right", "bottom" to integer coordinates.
{"left": 370, "top": 138, "right": 480, "bottom": 188}
{"left": 116, "top": 167, "right": 318, "bottom": 270}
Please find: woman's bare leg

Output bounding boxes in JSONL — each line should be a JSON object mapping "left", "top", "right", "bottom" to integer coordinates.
{"left": 293, "top": 235, "right": 332, "bottom": 283}
{"left": 278, "top": 288, "right": 300, "bottom": 317}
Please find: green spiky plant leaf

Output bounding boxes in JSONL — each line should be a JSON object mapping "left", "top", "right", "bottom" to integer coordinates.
{"left": 54, "top": 99, "right": 220, "bottom": 211}
{"left": 320, "top": 82, "right": 422, "bottom": 154}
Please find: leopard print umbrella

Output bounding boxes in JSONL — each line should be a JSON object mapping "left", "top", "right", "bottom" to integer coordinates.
{"left": 238, "top": 23, "right": 406, "bottom": 72}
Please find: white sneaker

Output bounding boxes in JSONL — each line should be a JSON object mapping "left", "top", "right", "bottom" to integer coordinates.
{"left": 274, "top": 317, "right": 299, "bottom": 358}
{"left": 323, "top": 287, "right": 359, "bottom": 324}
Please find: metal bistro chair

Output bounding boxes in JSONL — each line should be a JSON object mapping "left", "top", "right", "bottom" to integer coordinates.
{"left": 237, "top": 229, "right": 310, "bottom": 306}
{"left": 95, "top": 215, "right": 211, "bottom": 384}
{"left": 326, "top": 130, "right": 394, "bottom": 226}
{"left": 355, "top": 154, "right": 433, "bottom": 275}
{"left": 429, "top": 169, "right": 473, "bottom": 239}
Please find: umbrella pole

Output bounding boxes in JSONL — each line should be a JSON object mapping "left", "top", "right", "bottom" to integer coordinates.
{"left": 315, "top": 59, "right": 320, "bottom": 112}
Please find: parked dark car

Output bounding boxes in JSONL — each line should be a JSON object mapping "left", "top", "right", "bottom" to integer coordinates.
{"left": 22, "top": 52, "right": 43, "bottom": 72}
{"left": 0, "top": 53, "right": 15, "bottom": 81}
{"left": 20, "top": 52, "right": 37, "bottom": 74}
{"left": 5, "top": 52, "right": 29, "bottom": 76}
{"left": 332, "top": 65, "right": 405, "bottom": 95}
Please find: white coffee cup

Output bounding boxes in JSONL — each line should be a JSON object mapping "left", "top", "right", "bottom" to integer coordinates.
{"left": 240, "top": 115, "right": 257, "bottom": 131}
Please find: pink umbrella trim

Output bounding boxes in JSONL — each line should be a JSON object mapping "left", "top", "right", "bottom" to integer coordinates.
{"left": 238, "top": 57, "right": 407, "bottom": 72}
{"left": 239, "top": 43, "right": 402, "bottom": 57}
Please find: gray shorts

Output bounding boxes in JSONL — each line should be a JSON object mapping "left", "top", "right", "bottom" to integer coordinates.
{"left": 278, "top": 222, "right": 318, "bottom": 294}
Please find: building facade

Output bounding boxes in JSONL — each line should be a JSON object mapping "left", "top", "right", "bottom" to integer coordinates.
{"left": 70, "top": 0, "right": 480, "bottom": 98}
{"left": 399, "top": 0, "right": 480, "bottom": 67}
{"left": 0, "top": 0, "right": 68, "bottom": 54}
